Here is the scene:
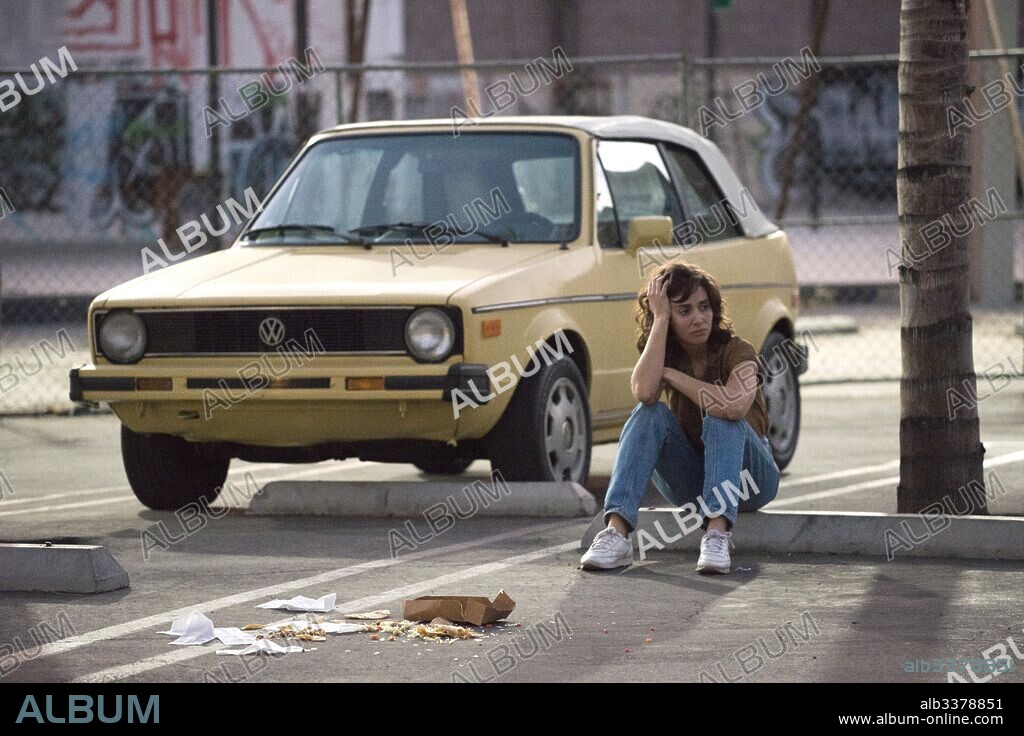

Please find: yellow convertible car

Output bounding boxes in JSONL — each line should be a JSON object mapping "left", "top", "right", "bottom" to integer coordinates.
{"left": 70, "top": 115, "right": 807, "bottom": 510}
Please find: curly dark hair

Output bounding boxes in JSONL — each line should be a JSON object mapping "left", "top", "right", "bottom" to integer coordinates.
{"left": 634, "top": 261, "right": 735, "bottom": 372}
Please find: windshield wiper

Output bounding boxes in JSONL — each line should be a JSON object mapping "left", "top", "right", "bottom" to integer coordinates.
{"left": 349, "top": 222, "right": 434, "bottom": 238}
{"left": 352, "top": 222, "right": 510, "bottom": 247}
{"left": 470, "top": 229, "right": 510, "bottom": 247}
{"left": 242, "top": 224, "right": 365, "bottom": 245}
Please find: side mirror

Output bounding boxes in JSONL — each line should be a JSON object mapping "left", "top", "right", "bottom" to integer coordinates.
{"left": 625, "top": 216, "right": 673, "bottom": 256}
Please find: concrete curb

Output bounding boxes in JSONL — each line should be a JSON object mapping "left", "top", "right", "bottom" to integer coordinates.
{"left": 250, "top": 480, "right": 599, "bottom": 518}
{"left": 0, "top": 544, "right": 130, "bottom": 593}
{"left": 580, "top": 509, "right": 1024, "bottom": 561}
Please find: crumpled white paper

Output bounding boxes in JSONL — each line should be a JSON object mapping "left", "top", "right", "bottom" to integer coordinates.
{"left": 216, "top": 639, "right": 307, "bottom": 656}
{"left": 255, "top": 594, "right": 337, "bottom": 613}
{"left": 213, "top": 627, "right": 260, "bottom": 646}
{"left": 265, "top": 618, "right": 362, "bottom": 635}
{"left": 158, "top": 610, "right": 215, "bottom": 646}
{"left": 158, "top": 610, "right": 260, "bottom": 647}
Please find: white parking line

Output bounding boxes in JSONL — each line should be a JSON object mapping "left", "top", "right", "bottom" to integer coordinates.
{"left": 0, "top": 462, "right": 296, "bottom": 506}
{"left": 74, "top": 538, "right": 579, "bottom": 682}
{"left": 17, "top": 519, "right": 580, "bottom": 667}
{"left": 771, "top": 476, "right": 901, "bottom": 507}
{"left": 781, "top": 459, "right": 900, "bottom": 487}
{"left": 0, "top": 497, "right": 136, "bottom": 517}
{"left": 771, "top": 450, "right": 1024, "bottom": 508}
{"left": 781, "top": 441, "right": 1024, "bottom": 488}
{"left": 0, "top": 460, "right": 368, "bottom": 517}
{"left": 0, "top": 487, "right": 136, "bottom": 507}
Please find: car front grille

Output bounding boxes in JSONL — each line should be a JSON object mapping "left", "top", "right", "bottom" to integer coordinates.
{"left": 93, "top": 306, "right": 463, "bottom": 359}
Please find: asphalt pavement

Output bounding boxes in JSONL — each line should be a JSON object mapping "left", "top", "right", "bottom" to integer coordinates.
{"left": 0, "top": 381, "right": 1021, "bottom": 683}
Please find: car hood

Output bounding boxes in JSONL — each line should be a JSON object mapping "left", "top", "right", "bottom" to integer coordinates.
{"left": 95, "top": 243, "right": 561, "bottom": 308}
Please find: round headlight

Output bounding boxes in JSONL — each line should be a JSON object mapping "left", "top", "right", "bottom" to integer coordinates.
{"left": 405, "top": 308, "right": 455, "bottom": 362}
{"left": 98, "top": 311, "right": 147, "bottom": 364}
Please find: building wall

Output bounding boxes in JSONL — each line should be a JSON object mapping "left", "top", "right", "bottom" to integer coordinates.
{"left": 403, "top": 0, "right": 906, "bottom": 62}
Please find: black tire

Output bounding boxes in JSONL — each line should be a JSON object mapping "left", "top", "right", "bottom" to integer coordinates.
{"left": 487, "top": 356, "right": 592, "bottom": 484}
{"left": 121, "top": 424, "right": 230, "bottom": 510}
{"left": 759, "top": 330, "right": 802, "bottom": 471}
{"left": 413, "top": 450, "right": 475, "bottom": 476}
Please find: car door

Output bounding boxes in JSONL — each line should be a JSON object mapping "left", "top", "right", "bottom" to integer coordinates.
{"left": 585, "top": 139, "right": 689, "bottom": 434}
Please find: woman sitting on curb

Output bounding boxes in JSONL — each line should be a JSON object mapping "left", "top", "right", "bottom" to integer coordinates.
{"left": 580, "top": 261, "right": 780, "bottom": 574}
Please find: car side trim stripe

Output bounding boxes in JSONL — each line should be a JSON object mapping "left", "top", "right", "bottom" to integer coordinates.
{"left": 470, "top": 284, "right": 795, "bottom": 314}
{"left": 471, "top": 293, "right": 636, "bottom": 313}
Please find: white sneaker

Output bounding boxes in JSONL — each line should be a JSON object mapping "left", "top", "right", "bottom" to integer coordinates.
{"left": 696, "top": 529, "right": 733, "bottom": 574}
{"left": 580, "top": 527, "right": 632, "bottom": 570}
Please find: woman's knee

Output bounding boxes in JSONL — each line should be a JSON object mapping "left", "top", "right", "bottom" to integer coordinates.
{"left": 619, "top": 402, "right": 682, "bottom": 454}
{"left": 701, "top": 414, "right": 743, "bottom": 440}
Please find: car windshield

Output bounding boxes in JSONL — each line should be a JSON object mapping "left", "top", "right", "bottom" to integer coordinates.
{"left": 243, "top": 132, "right": 580, "bottom": 245}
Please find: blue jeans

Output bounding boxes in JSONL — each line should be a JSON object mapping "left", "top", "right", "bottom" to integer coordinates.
{"left": 603, "top": 402, "right": 780, "bottom": 534}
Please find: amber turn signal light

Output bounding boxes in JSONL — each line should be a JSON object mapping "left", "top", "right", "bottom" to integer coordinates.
{"left": 482, "top": 319, "right": 501, "bottom": 338}
{"left": 346, "top": 377, "right": 385, "bottom": 391}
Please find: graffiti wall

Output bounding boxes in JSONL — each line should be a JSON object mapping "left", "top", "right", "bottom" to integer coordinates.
{"left": 753, "top": 65, "right": 899, "bottom": 217}
{"left": 0, "top": 0, "right": 349, "bottom": 251}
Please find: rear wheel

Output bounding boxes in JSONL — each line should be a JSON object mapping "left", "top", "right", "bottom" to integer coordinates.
{"left": 121, "top": 425, "right": 230, "bottom": 510}
{"left": 487, "top": 356, "right": 591, "bottom": 484}
{"left": 759, "top": 331, "right": 801, "bottom": 471}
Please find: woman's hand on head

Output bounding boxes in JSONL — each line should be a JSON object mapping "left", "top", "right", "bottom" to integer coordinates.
{"left": 647, "top": 273, "right": 671, "bottom": 321}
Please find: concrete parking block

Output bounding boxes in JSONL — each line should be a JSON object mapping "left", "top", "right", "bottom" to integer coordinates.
{"left": 580, "top": 508, "right": 1024, "bottom": 560}
{"left": 0, "top": 544, "right": 130, "bottom": 593}
{"left": 250, "top": 480, "right": 599, "bottom": 518}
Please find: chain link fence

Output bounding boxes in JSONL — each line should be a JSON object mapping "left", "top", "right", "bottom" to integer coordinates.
{"left": 1, "top": 52, "right": 1021, "bottom": 413}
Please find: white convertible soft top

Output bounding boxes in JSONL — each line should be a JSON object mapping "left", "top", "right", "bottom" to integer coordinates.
{"left": 325, "top": 114, "right": 779, "bottom": 238}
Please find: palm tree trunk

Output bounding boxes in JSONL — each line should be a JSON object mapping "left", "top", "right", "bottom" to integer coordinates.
{"left": 897, "top": 0, "right": 987, "bottom": 514}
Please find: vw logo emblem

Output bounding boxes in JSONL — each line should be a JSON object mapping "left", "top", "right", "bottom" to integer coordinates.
{"left": 259, "top": 317, "right": 286, "bottom": 346}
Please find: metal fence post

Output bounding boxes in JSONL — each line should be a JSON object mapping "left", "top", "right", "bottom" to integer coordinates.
{"left": 335, "top": 69, "right": 344, "bottom": 124}
{"left": 679, "top": 56, "right": 690, "bottom": 129}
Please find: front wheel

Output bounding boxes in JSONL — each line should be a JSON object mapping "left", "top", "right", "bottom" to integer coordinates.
{"left": 121, "top": 425, "right": 230, "bottom": 510}
{"left": 759, "top": 330, "right": 802, "bottom": 471}
{"left": 487, "top": 356, "right": 592, "bottom": 484}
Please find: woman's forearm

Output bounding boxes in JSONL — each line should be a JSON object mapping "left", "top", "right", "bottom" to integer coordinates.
{"left": 631, "top": 315, "right": 670, "bottom": 404}
{"left": 663, "top": 368, "right": 739, "bottom": 420}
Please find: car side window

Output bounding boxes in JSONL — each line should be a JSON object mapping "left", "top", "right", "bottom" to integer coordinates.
{"left": 663, "top": 145, "right": 742, "bottom": 243}
{"left": 597, "top": 140, "right": 685, "bottom": 246}
{"left": 594, "top": 158, "right": 621, "bottom": 247}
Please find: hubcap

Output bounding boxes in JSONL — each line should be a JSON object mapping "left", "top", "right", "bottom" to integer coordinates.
{"left": 543, "top": 377, "right": 588, "bottom": 482}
